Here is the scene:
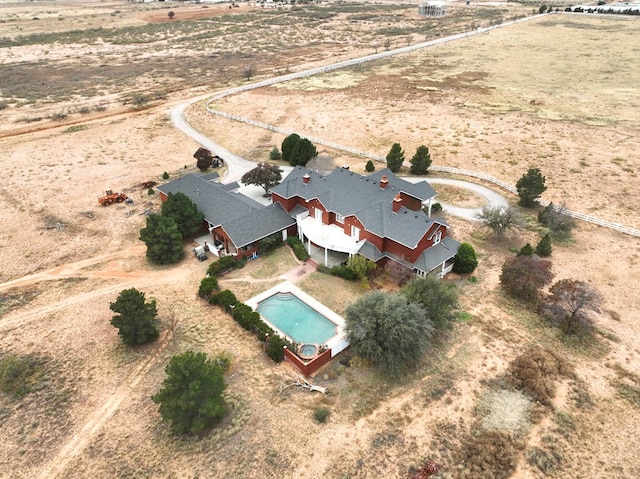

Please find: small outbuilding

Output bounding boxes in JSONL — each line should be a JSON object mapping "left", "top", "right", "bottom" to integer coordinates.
{"left": 418, "top": 2, "right": 447, "bottom": 16}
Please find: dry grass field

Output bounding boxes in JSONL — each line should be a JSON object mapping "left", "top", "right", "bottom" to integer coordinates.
{"left": 1, "top": 1, "right": 640, "bottom": 478}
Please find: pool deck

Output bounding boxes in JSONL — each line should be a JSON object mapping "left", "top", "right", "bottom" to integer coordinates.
{"left": 245, "top": 281, "right": 349, "bottom": 357}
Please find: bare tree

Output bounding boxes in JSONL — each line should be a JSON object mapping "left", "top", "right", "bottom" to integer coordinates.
{"left": 477, "top": 206, "right": 520, "bottom": 237}
{"left": 244, "top": 64, "right": 256, "bottom": 81}
{"left": 540, "top": 279, "right": 602, "bottom": 335}
{"left": 538, "top": 201, "right": 576, "bottom": 240}
{"left": 306, "top": 154, "right": 334, "bottom": 175}
{"left": 168, "top": 11, "right": 175, "bottom": 20}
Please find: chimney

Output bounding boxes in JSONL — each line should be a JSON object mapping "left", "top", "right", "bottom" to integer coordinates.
{"left": 392, "top": 193, "right": 402, "bottom": 213}
{"left": 380, "top": 175, "right": 389, "bottom": 189}
{"left": 302, "top": 173, "right": 310, "bottom": 184}
{"left": 342, "top": 164, "right": 350, "bottom": 170}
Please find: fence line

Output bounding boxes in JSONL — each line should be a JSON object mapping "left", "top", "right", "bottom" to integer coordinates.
{"left": 201, "top": 14, "right": 639, "bottom": 238}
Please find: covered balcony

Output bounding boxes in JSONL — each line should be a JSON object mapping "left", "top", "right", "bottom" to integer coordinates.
{"left": 297, "top": 215, "right": 365, "bottom": 267}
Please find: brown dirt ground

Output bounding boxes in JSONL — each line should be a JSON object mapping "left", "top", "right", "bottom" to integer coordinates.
{"left": 1, "top": 3, "right": 639, "bottom": 479}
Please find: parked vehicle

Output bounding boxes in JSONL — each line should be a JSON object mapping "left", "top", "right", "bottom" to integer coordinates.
{"left": 193, "top": 245, "right": 208, "bottom": 261}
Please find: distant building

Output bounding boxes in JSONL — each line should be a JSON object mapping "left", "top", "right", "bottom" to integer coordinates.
{"left": 418, "top": 2, "right": 447, "bottom": 17}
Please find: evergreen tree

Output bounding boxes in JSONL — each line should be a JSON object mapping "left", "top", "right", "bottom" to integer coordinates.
{"left": 139, "top": 214, "right": 184, "bottom": 265}
{"left": 385, "top": 143, "right": 405, "bottom": 173}
{"left": 152, "top": 351, "right": 227, "bottom": 434}
{"left": 409, "top": 145, "right": 432, "bottom": 175}
{"left": 365, "top": 160, "right": 375, "bottom": 173}
{"left": 110, "top": 288, "right": 159, "bottom": 345}
{"left": 269, "top": 147, "right": 282, "bottom": 161}
{"left": 161, "top": 192, "right": 204, "bottom": 237}
{"left": 535, "top": 233, "right": 552, "bottom": 257}
{"left": 516, "top": 168, "right": 547, "bottom": 207}
{"left": 517, "top": 243, "right": 535, "bottom": 257}
{"left": 290, "top": 137, "right": 317, "bottom": 166}
{"left": 281, "top": 133, "right": 301, "bottom": 165}
{"left": 453, "top": 242, "right": 478, "bottom": 274}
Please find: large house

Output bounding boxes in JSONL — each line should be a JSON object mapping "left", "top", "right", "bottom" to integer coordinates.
{"left": 271, "top": 166, "right": 460, "bottom": 277}
{"left": 157, "top": 173, "right": 296, "bottom": 259}
{"left": 157, "top": 166, "right": 460, "bottom": 277}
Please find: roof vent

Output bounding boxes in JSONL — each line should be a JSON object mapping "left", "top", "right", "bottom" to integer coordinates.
{"left": 302, "top": 174, "right": 310, "bottom": 184}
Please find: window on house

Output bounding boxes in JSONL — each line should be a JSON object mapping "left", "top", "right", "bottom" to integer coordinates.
{"left": 351, "top": 225, "right": 360, "bottom": 240}
{"left": 315, "top": 208, "right": 323, "bottom": 222}
{"left": 434, "top": 230, "right": 442, "bottom": 245}
{"left": 335, "top": 213, "right": 345, "bottom": 223}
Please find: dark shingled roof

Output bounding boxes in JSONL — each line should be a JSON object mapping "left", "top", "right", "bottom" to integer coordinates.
{"left": 157, "top": 174, "right": 262, "bottom": 228}
{"left": 411, "top": 237, "right": 461, "bottom": 273}
{"left": 220, "top": 203, "right": 295, "bottom": 248}
{"left": 271, "top": 166, "right": 441, "bottom": 248}
{"left": 157, "top": 174, "right": 295, "bottom": 248}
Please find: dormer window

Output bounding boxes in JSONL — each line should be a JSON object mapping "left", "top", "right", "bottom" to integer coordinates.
{"left": 434, "top": 230, "right": 442, "bottom": 245}
{"left": 351, "top": 225, "right": 360, "bottom": 240}
{"left": 336, "top": 213, "right": 345, "bottom": 223}
{"left": 314, "top": 208, "right": 323, "bottom": 222}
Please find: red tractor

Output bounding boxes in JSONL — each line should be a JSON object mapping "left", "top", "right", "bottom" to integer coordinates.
{"left": 98, "top": 190, "right": 127, "bottom": 206}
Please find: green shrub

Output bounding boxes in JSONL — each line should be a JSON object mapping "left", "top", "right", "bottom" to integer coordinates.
{"left": 517, "top": 243, "right": 535, "bottom": 257}
{"left": 287, "top": 236, "right": 309, "bottom": 261}
{"left": 207, "top": 255, "right": 240, "bottom": 276}
{"left": 331, "top": 265, "right": 359, "bottom": 280}
{"left": 313, "top": 407, "right": 330, "bottom": 423}
{"left": 232, "top": 303, "right": 256, "bottom": 331}
{"left": 209, "top": 290, "right": 237, "bottom": 313}
{"left": 431, "top": 202, "right": 443, "bottom": 214}
{"left": 536, "top": 233, "right": 552, "bottom": 257}
{"left": 259, "top": 232, "right": 283, "bottom": 253}
{"left": 265, "top": 334, "right": 288, "bottom": 362}
{"left": 269, "top": 147, "right": 282, "bottom": 160}
{"left": 198, "top": 276, "right": 219, "bottom": 299}
{"left": 0, "top": 354, "right": 43, "bottom": 397}
{"left": 147, "top": 187, "right": 154, "bottom": 196}
{"left": 453, "top": 242, "right": 478, "bottom": 274}
{"left": 162, "top": 171, "right": 169, "bottom": 180}
{"left": 365, "top": 160, "right": 375, "bottom": 172}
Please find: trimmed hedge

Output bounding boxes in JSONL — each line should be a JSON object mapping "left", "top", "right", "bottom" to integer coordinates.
{"left": 209, "top": 289, "right": 237, "bottom": 313}
{"left": 198, "top": 276, "right": 219, "bottom": 299}
{"left": 259, "top": 232, "right": 284, "bottom": 254}
{"left": 316, "top": 264, "right": 359, "bottom": 281}
{"left": 286, "top": 236, "right": 309, "bottom": 261}
{"left": 265, "top": 334, "right": 288, "bottom": 363}
{"left": 207, "top": 255, "right": 246, "bottom": 277}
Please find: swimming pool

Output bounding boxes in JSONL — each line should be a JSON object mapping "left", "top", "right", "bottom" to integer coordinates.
{"left": 257, "top": 292, "right": 337, "bottom": 345}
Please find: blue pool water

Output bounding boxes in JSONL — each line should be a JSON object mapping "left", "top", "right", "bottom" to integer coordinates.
{"left": 257, "top": 293, "right": 337, "bottom": 344}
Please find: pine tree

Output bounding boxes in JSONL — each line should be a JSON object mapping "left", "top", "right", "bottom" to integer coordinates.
{"left": 516, "top": 168, "right": 547, "bottom": 207}
{"left": 110, "top": 288, "right": 159, "bottom": 345}
{"left": 161, "top": 192, "right": 204, "bottom": 237}
{"left": 365, "top": 160, "right": 375, "bottom": 173}
{"left": 517, "top": 243, "right": 535, "bottom": 257}
{"left": 536, "top": 233, "right": 552, "bottom": 257}
{"left": 152, "top": 351, "right": 227, "bottom": 434}
{"left": 281, "top": 133, "right": 300, "bottom": 165}
{"left": 385, "top": 143, "right": 405, "bottom": 173}
{"left": 409, "top": 145, "right": 432, "bottom": 175}
{"left": 139, "top": 214, "right": 184, "bottom": 265}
